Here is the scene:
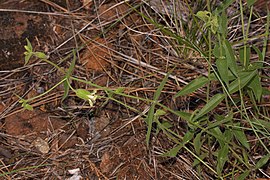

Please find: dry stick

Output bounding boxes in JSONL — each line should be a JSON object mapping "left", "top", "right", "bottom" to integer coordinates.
{"left": 0, "top": 9, "right": 71, "bottom": 17}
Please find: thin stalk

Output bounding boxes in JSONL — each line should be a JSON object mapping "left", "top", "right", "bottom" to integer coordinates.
{"left": 25, "top": 78, "right": 66, "bottom": 103}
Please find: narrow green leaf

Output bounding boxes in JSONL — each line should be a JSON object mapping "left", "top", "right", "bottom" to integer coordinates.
{"left": 174, "top": 76, "right": 209, "bottom": 98}
{"left": 192, "top": 153, "right": 208, "bottom": 167}
{"left": 216, "top": 58, "right": 229, "bottom": 86}
{"left": 209, "top": 73, "right": 218, "bottom": 81}
{"left": 25, "top": 38, "right": 33, "bottom": 52}
{"left": 237, "top": 170, "right": 250, "bottom": 180}
{"left": 217, "top": 144, "right": 229, "bottom": 176}
{"left": 23, "top": 104, "right": 33, "bottom": 111}
{"left": 209, "top": 14, "right": 219, "bottom": 34}
{"left": 233, "top": 128, "right": 250, "bottom": 150}
{"left": 162, "top": 144, "right": 183, "bottom": 157}
{"left": 154, "top": 109, "right": 166, "bottom": 117}
{"left": 162, "top": 121, "right": 172, "bottom": 129}
{"left": 61, "top": 80, "right": 70, "bottom": 102}
{"left": 253, "top": 119, "right": 270, "bottom": 130}
{"left": 115, "top": 87, "right": 125, "bottom": 94}
{"left": 210, "top": 127, "right": 225, "bottom": 147}
{"left": 153, "top": 72, "right": 171, "bottom": 101}
{"left": 248, "top": 74, "right": 262, "bottom": 102}
{"left": 214, "top": 0, "right": 235, "bottom": 14}
{"left": 247, "top": 0, "right": 256, "bottom": 7}
{"left": 62, "top": 50, "right": 76, "bottom": 102}
{"left": 213, "top": 44, "right": 222, "bottom": 58}
{"left": 156, "top": 121, "right": 173, "bottom": 135}
{"left": 204, "top": 118, "right": 231, "bottom": 132}
{"left": 228, "top": 70, "right": 257, "bottom": 94}
{"left": 66, "top": 50, "right": 77, "bottom": 78}
{"left": 194, "top": 132, "right": 202, "bottom": 154}
{"left": 211, "top": 126, "right": 223, "bottom": 137}
{"left": 242, "top": 149, "right": 250, "bottom": 165}
{"left": 255, "top": 154, "right": 270, "bottom": 169}
{"left": 75, "top": 89, "right": 91, "bottom": 100}
{"left": 24, "top": 53, "right": 32, "bottom": 65}
{"left": 24, "top": 45, "right": 31, "bottom": 52}
{"left": 223, "top": 129, "right": 233, "bottom": 142}
{"left": 145, "top": 71, "right": 171, "bottom": 147}
{"left": 252, "top": 45, "right": 263, "bottom": 63}
{"left": 194, "top": 94, "right": 225, "bottom": 121}
{"left": 218, "top": 10, "right": 228, "bottom": 36}
{"left": 223, "top": 40, "right": 238, "bottom": 76}
{"left": 175, "top": 111, "right": 192, "bottom": 121}
{"left": 160, "top": 121, "right": 172, "bottom": 130}
{"left": 182, "top": 131, "right": 194, "bottom": 144}
{"left": 153, "top": 109, "right": 167, "bottom": 135}
{"left": 213, "top": 44, "right": 219, "bottom": 57}
{"left": 35, "top": 52, "right": 47, "bottom": 59}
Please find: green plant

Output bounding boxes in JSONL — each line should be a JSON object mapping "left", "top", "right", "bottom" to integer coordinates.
{"left": 137, "top": 0, "right": 270, "bottom": 179}
{"left": 19, "top": 39, "right": 99, "bottom": 110}
{"left": 20, "top": 39, "right": 159, "bottom": 114}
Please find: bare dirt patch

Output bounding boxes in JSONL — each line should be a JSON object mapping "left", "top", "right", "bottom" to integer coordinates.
{"left": 0, "top": 1, "right": 53, "bottom": 70}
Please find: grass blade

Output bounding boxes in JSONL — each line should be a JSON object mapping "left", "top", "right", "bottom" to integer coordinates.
{"left": 216, "top": 57, "right": 229, "bottom": 86}
{"left": 62, "top": 50, "right": 77, "bottom": 102}
{"left": 248, "top": 74, "right": 262, "bottom": 102}
{"left": 66, "top": 50, "right": 77, "bottom": 78}
{"left": 255, "top": 154, "right": 270, "bottom": 169}
{"left": 217, "top": 143, "right": 229, "bottom": 176}
{"left": 145, "top": 71, "right": 171, "bottom": 147}
{"left": 228, "top": 70, "right": 257, "bottom": 94}
{"left": 174, "top": 76, "right": 209, "bottom": 98}
{"left": 193, "top": 93, "right": 225, "bottom": 121}
{"left": 237, "top": 170, "right": 250, "bottom": 180}
{"left": 223, "top": 39, "right": 238, "bottom": 76}
{"left": 194, "top": 132, "right": 202, "bottom": 155}
{"left": 162, "top": 144, "right": 183, "bottom": 157}
{"left": 233, "top": 127, "right": 250, "bottom": 150}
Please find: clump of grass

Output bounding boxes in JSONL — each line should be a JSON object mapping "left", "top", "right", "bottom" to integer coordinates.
{"left": 136, "top": 0, "right": 270, "bottom": 179}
